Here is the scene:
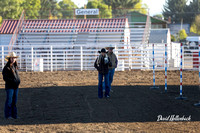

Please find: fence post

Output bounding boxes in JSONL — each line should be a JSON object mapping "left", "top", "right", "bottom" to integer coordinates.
{"left": 115, "top": 44, "right": 118, "bottom": 59}
{"left": 194, "top": 43, "right": 200, "bottom": 106}
{"left": 141, "top": 44, "right": 144, "bottom": 69}
{"left": 81, "top": 46, "right": 83, "bottom": 71}
{"left": 51, "top": 46, "right": 53, "bottom": 72}
{"left": 56, "top": 54, "right": 57, "bottom": 71}
{"left": 122, "top": 60, "right": 125, "bottom": 71}
{"left": 26, "top": 55, "right": 27, "bottom": 72}
{"left": 66, "top": 51, "right": 68, "bottom": 70}
{"left": 31, "top": 47, "right": 34, "bottom": 71}
{"left": 164, "top": 43, "right": 168, "bottom": 93}
{"left": 150, "top": 44, "right": 159, "bottom": 89}
{"left": 47, "top": 51, "right": 49, "bottom": 71}
{"left": 19, "top": 51, "right": 22, "bottom": 69}
{"left": 63, "top": 51, "right": 65, "bottom": 70}
{"left": 182, "top": 44, "right": 185, "bottom": 69}
{"left": 199, "top": 43, "right": 200, "bottom": 88}
{"left": 2, "top": 46, "right": 4, "bottom": 69}
{"left": 129, "top": 46, "right": 132, "bottom": 70}
{"left": 176, "top": 43, "right": 187, "bottom": 100}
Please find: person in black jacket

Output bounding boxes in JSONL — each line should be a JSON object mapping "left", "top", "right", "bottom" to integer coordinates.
{"left": 2, "top": 52, "right": 20, "bottom": 119}
{"left": 94, "top": 48, "right": 112, "bottom": 98}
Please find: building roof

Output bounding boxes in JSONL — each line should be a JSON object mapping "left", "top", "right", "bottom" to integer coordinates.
{"left": 149, "top": 29, "right": 170, "bottom": 43}
{"left": 128, "top": 11, "right": 168, "bottom": 24}
{"left": 0, "top": 18, "right": 128, "bottom": 34}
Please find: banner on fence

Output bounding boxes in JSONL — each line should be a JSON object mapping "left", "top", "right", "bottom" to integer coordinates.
{"left": 75, "top": 9, "right": 99, "bottom": 15}
{"left": 34, "top": 58, "right": 43, "bottom": 72}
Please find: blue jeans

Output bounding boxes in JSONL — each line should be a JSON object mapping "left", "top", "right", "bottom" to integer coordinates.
{"left": 103, "top": 68, "right": 115, "bottom": 91}
{"left": 4, "top": 88, "right": 18, "bottom": 119}
{"left": 98, "top": 73, "right": 109, "bottom": 98}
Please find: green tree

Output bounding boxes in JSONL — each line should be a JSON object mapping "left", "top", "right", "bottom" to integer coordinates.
{"left": 0, "top": 0, "right": 23, "bottom": 19}
{"left": 190, "top": 23, "right": 197, "bottom": 34}
{"left": 133, "top": 0, "right": 148, "bottom": 14}
{"left": 179, "top": 29, "right": 187, "bottom": 40}
{"left": 39, "top": 0, "right": 59, "bottom": 19}
{"left": 103, "top": 0, "right": 139, "bottom": 17}
{"left": 163, "top": 0, "right": 187, "bottom": 23}
{"left": 21, "top": 0, "right": 41, "bottom": 19}
{"left": 86, "top": 0, "right": 112, "bottom": 18}
{"left": 185, "top": 0, "right": 200, "bottom": 24}
{"left": 190, "top": 14, "right": 200, "bottom": 35}
{"left": 0, "top": 16, "right": 2, "bottom": 27}
{"left": 58, "top": 0, "right": 78, "bottom": 19}
{"left": 171, "top": 34, "right": 176, "bottom": 42}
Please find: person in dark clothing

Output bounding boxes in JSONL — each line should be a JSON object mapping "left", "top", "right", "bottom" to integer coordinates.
{"left": 2, "top": 52, "right": 20, "bottom": 119}
{"left": 94, "top": 48, "right": 112, "bottom": 98}
{"left": 105, "top": 46, "right": 118, "bottom": 92}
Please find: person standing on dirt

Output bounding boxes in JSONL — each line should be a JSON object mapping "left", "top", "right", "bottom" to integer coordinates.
{"left": 2, "top": 52, "right": 20, "bottom": 119}
{"left": 94, "top": 48, "right": 112, "bottom": 98}
{"left": 105, "top": 46, "right": 118, "bottom": 92}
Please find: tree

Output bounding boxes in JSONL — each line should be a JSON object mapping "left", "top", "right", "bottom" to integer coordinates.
{"left": 171, "top": 34, "right": 176, "bottom": 42}
{"left": 133, "top": 0, "right": 148, "bottom": 14}
{"left": 86, "top": 0, "right": 112, "bottom": 18}
{"left": 163, "top": 0, "right": 187, "bottom": 23}
{"left": 21, "top": 0, "right": 41, "bottom": 19}
{"left": 103, "top": 0, "right": 139, "bottom": 17}
{"left": 185, "top": 0, "right": 200, "bottom": 24}
{"left": 0, "top": 16, "right": 2, "bottom": 27}
{"left": 0, "top": 0, "right": 23, "bottom": 19}
{"left": 58, "top": 0, "right": 78, "bottom": 19}
{"left": 39, "top": 0, "right": 59, "bottom": 19}
{"left": 179, "top": 29, "right": 187, "bottom": 40}
{"left": 190, "top": 14, "right": 200, "bottom": 35}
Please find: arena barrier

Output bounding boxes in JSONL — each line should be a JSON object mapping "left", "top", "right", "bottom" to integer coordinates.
{"left": 0, "top": 43, "right": 171, "bottom": 72}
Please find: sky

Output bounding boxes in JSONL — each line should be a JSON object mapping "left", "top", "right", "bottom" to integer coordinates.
{"left": 70, "top": 0, "right": 193, "bottom": 16}
{"left": 142, "top": 0, "right": 193, "bottom": 16}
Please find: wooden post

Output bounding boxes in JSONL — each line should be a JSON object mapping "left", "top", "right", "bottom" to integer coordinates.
{"left": 84, "top": 4, "right": 86, "bottom": 19}
{"left": 73, "top": 8, "right": 76, "bottom": 19}
{"left": 99, "top": 8, "right": 100, "bottom": 19}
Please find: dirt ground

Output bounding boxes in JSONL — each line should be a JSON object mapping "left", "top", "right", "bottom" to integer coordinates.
{"left": 0, "top": 70, "right": 200, "bottom": 132}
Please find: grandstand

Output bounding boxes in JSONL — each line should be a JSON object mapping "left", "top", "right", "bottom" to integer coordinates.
{"left": 0, "top": 11, "right": 151, "bottom": 71}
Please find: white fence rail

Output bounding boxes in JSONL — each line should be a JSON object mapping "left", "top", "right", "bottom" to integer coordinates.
{"left": 1, "top": 42, "right": 199, "bottom": 72}
{"left": 0, "top": 43, "right": 179, "bottom": 72}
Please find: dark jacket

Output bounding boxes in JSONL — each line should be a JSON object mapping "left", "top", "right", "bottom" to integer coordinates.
{"left": 107, "top": 52, "right": 118, "bottom": 69}
{"left": 94, "top": 54, "right": 112, "bottom": 74}
{"left": 2, "top": 63, "right": 20, "bottom": 89}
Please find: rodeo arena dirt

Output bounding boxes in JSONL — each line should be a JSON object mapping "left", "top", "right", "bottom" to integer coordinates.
{"left": 1, "top": 11, "right": 200, "bottom": 133}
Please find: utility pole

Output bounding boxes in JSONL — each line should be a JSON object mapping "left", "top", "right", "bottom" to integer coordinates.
{"left": 181, "top": 18, "right": 183, "bottom": 30}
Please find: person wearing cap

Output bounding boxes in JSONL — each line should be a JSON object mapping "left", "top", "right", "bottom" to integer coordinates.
{"left": 105, "top": 46, "right": 118, "bottom": 92}
{"left": 2, "top": 52, "right": 20, "bottom": 119}
{"left": 94, "top": 48, "right": 112, "bottom": 98}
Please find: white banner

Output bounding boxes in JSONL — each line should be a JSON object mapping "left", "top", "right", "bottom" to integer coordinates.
{"left": 75, "top": 9, "right": 99, "bottom": 15}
